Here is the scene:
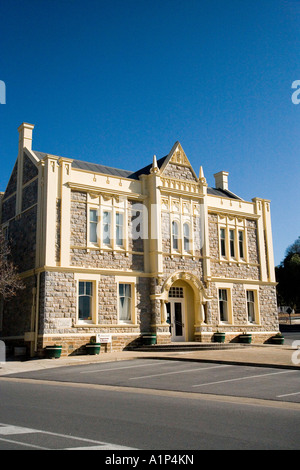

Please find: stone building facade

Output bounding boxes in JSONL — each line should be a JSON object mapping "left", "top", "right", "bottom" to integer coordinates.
{"left": 0, "top": 123, "right": 279, "bottom": 356}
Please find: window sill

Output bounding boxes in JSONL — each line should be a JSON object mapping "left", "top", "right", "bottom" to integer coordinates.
{"left": 73, "top": 323, "right": 139, "bottom": 328}
{"left": 76, "top": 320, "right": 95, "bottom": 326}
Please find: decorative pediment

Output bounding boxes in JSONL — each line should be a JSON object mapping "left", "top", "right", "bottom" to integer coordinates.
{"left": 170, "top": 145, "right": 190, "bottom": 166}
{"left": 160, "top": 142, "right": 198, "bottom": 183}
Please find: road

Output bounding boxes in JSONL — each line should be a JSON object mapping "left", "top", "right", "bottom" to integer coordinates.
{"left": 0, "top": 359, "right": 299, "bottom": 450}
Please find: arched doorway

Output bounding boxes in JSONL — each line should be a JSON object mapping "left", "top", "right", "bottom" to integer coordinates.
{"left": 161, "top": 271, "right": 210, "bottom": 342}
{"left": 166, "top": 280, "right": 194, "bottom": 342}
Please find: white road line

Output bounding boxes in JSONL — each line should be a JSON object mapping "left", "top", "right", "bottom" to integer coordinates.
{"left": 65, "top": 444, "right": 136, "bottom": 450}
{"left": 0, "top": 423, "right": 137, "bottom": 450}
{"left": 192, "top": 370, "right": 294, "bottom": 388}
{"left": 0, "top": 436, "right": 48, "bottom": 450}
{"left": 0, "top": 425, "right": 41, "bottom": 435}
{"left": 277, "top": 391, "right": 300, "bottom": 398}
{"left": 80, "top": 361, "right": 167, "bottom": 374}
{"left": 130, "top": 364, "right": 231, "bottom": 380}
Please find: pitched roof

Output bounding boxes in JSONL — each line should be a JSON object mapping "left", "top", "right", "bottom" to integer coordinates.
{"left": 32, "top": 150, "right": 241, "bottom": 199}
{"left": 207, "top": 187, "right": 241, "bottom": 199}
{"left": 32, "top": 150, "right": 168, "bottom": 180}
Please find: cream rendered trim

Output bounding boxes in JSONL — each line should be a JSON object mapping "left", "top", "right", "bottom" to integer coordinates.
{"left": 148, "top": 171, "right": 163, "bottom": 274}
{"left": 116, "top": 276, "right": 137, "bottom": 325}
{"left": 42, "top": 156, "right": 59, "bottom": 267}
{"left": 43, "top": 330, "right": 140, "bottom": 335}
{"left": 67, "top": 182, "right": 145, "bottom": 201}
{"left": 252, "top": 198, "right": 268, "bottom": 281}
{"left": 208, "top": 206, "right": 260, "bottom": 220}
{"left": 35, "top": 160, "right": 44, "bottom": 268}
{"left": 74, "top": 273, "right": 100, "bottom": 325}
{"left": 262, "top": 200, "right": 276, "bottom": 282}
{"left": 59, "top": 158, "right": 72, "bottom": 266}
{"left": 16, "top": 124, "right": 35, "bottom": 216}
{"left": 214, "top": 282, "right": 234, "bottom": 325}
{"left": 159, "top": 186, "right": 204, "bottom": 198}
{"left": 210, "top": 276, "right": 277, "bottom": 286}
{"left": 21, "top": 174, "right": 39, "bottom": 189}
{"left": 198, "top": 331, "right": 279, "bottom": 336}
{"left": 24, "top": 147, "right": 40, "bottom": 164}
{"left": 244, "top": 285, "right": 261, "bottom": 325}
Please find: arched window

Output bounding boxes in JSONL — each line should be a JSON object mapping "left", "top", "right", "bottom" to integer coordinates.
{"left": 183, "top": 223, "right": 190, "bottom": 252}
{"left": 172, "top": 220, "right": 179, "bottom": 250}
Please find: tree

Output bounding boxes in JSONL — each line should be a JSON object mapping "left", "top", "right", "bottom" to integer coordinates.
{"left": 276, "top": 236, "right": 300, "bottom": 312}
{"left": 0, "top": 230, "right": 24, "bottom": 300}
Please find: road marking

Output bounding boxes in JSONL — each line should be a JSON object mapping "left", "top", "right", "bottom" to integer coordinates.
{"left": 0, "top": 422, "right": 136, "bottom": 450}
{"left": 0, "top": 436, "right": 48, "bottom": 450}
{"left": 80, "top": 361, "right": 165, "bottom": 374}
{"left": 0, "top": 425, "right": 41, "bottom": 435}
{"left": 65, "top": 444, "right": 136, "bottom": 450}
{"left": 130, "top": 364, "right": 231, "bottom": 380}
{"left": 2, "top": 378, "right": 300, "bottom": 410}
{"left": 192, "top": 370, "right": 295, "bottom": 388}
{"left": 277, "top": 391, "right": 300, "bottom": 398}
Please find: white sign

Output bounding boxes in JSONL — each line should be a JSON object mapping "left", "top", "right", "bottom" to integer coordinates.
{"left": 96, "top": 334, "right": 112, "bottom": 344}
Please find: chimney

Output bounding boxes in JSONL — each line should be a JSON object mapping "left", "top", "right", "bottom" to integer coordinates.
{"left": 18, "top": 122, "right": 34, "bottom": 152}
{"left": 214, "top": 171, "right": 229, "bottom": 191}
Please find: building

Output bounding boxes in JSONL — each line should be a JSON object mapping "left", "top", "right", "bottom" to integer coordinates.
{"left": 0, "top": 123, "right": 279, "bottom": 356}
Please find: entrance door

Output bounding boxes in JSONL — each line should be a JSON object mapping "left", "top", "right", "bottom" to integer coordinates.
{"left": 166, "top": 299, "right": 185, "bottom": 342}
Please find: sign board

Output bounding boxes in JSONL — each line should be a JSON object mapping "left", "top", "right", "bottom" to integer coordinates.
{"left": 96, "top": 334, "right": 112, "bottom": 344}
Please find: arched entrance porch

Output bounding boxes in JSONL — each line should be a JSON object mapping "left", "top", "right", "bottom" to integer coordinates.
{"left": 160, "top": 271, "right": 211, "bottom": 342}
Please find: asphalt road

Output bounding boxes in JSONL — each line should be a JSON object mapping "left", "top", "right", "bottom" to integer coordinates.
{"left": 0, "top": 359, "right": 299, "bottom": 450}
{"left": 6, "top": 358, "right": 300, "bottom": 403}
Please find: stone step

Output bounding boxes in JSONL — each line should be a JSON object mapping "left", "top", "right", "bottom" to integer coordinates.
{"left": 130, "top": 342, "right": 250, "bottom": 352}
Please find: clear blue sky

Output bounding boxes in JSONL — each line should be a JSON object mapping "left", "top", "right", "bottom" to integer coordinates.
{"left": 0, "top": 0, "right": 299, "bottom": 266}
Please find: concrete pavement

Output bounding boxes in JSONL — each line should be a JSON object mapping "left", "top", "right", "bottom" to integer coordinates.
{"left": 0, "top": 343, "right": 299, "bottom": 376}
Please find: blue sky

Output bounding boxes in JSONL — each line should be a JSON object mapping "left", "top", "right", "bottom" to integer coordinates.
{"left": 0, "top": 0, "right": 299, "bottom": 265}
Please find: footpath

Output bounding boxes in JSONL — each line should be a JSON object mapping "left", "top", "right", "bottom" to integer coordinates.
{"left": 0, "top": 343, "right": 299, "bottom": 376}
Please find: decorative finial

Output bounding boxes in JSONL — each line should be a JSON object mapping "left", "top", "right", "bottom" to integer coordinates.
{"left": 199, "top": 165, "right": 207, "bottom": 184}
{"left": 151, "top": 154, "right": 159, "bottom": 174}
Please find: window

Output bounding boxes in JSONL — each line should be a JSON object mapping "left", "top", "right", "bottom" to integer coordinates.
{"left": 238, "top": 231, "right": 244, "bottom": 259}
{"left": 247, "top": 290, "right": 255, "bottom": 323}
{"left": 183, "top": 223, "right": 190, "bottom": 252}
{"left": 220, "top": 228, "right": 226, "bottom": 257}
{"left": 169, "top": 287, "right": 184, "bottom": 298}
{"left": 119, "top": 283, "right": 132, "bottom": 322}
{"left": 116, "top": 212, "right": 124, "bottom": 246}
{"left": 229, "top": 229, "right": 235, "bottom": 258}
{"left": 78, "top": 281, "right": 93, "bottom": 321}
{"left": 103, "top": 211, "right": 111, "bottom": 245}
{"left": 172, "top": 221, "right": 179, "bottom": 250}
{"left": 89, "top": 209, "right": 98, "bottom": 243}
{"left": 219, "top": 289, "right": 228, "bottom": 322}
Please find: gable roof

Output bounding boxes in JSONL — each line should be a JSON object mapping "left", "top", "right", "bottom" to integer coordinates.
{"left": 159, "top": 141, "right": 198, "bottom": 181}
